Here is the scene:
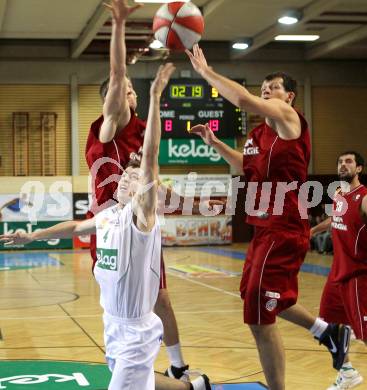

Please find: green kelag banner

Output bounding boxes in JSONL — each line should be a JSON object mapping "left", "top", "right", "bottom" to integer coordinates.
{"left": 159, "top": 138, "right": 236, "bottom": 165}
{"left": 0, "top": 222, "right": 73, "bottom": 250}
{"left": 0, "top": 361, "right": 110, "bottom": 389}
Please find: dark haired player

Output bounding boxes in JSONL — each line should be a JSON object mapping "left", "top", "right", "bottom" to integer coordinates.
{"left": 186, "top": 44, "right": 351, "bottom": 390}
{"left": 312, "top": 151, "right": 366, "bottom": 390}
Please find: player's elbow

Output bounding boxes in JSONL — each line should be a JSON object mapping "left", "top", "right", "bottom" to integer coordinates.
{"left": 99, "top": 133, "right": 114, "bottom": 143}
{"left": 110, "top": 68, "right": 126, "bottom": 81}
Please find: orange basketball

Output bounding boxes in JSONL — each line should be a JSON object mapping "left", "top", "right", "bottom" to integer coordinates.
{"left": 152, "top": 1, "right": 204, "bottom": 51}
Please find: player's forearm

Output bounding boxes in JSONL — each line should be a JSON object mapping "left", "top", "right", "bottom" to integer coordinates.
{"left": 210, "top": 137, "right": 243, "bottom": 172}
{"left": 99, "top": 21, "right": 129, "bottom": 143}
{"left": 311, "top": 217, "right": 332, "bottom": 236}
{"left": 142, "top": 95, "right": 161, "bottom": 173}
{"left": 110, "top": 21, "right": 127, "bottom": 79}
{"left": 30, "top": 220, "right": 81, "bottom": 241}
{"left": 138, "top": 95, "right": 161, "bottom": 215}
{"left": 201, "top": 67, "right": 252, "bottom": 111}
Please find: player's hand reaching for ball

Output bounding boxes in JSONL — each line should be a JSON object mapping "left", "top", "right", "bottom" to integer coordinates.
{"left": 185, "top": 44, "right": 210, "bottom": 76}
{"left": 189, "top": 123, "right": 217, "bottom": 146}
{"left": 150, "top": 63, "right": 176, "bottom": 98}
{"left": 104, "top": 0, "right": 142, "bottom": 24}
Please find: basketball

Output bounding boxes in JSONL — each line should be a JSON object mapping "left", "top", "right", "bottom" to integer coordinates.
{"left": 152, "top": 1, "right": 204, "bottom": 51}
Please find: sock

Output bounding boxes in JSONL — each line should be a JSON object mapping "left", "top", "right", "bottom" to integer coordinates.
{"left": 310, "top": 317, "right": 329, "bottom": 338}
{"left": 341, "top": 361, "right": 353, "bottom": 370}
{"left": 166, "top": 342, "right": 185, "bottom": 368}
{"left": 191, "top": 376, "right": 205, "bottom": 390}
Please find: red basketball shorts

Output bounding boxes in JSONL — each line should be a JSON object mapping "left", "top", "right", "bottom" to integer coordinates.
{"left": 319, "top": 273, "right": 348, "bottom": 324}
{"left": 240, "top": 227, "right": 309, "bottom": 325}
{"left": 90, "top": 234, "right": 167, "bottom": 289}
{"left": 320, "top": 273, "right": 367, "bottom": 340}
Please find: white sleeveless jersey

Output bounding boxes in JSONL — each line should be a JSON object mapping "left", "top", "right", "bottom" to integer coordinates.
{"left": 94, "top": 202, "right": 161, "bottom": 318}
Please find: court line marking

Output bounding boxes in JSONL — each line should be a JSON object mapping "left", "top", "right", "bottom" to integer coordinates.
{"left": 167, "top": 270, "right": 241, "bottom": 299}
{"left": 58, "top": 303, "right": 105, "bottom": 356}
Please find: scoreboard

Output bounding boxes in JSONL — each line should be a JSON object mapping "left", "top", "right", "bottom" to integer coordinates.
{"left": 160, "top": 78, "right": 245, "bottom": 138}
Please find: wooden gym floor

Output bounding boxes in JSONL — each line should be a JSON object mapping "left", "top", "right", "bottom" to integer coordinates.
{"left": 0, "top": 244, "right": 366, "bottom": 389}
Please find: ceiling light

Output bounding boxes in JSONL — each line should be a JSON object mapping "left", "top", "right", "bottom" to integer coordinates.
{"left": 274, "top": 35, "right": 320, "bottom": 42}
{"left": 278, "top": 16, "right": 298, "bottom": 25}
{"left": 278, "top": 10, "right": 302, "bottom": 25}
{"left": 231, "top": 38, "right": 253, "bottom": 50}
{"left": 149, "top": 40, "right": 164, "bottom": 49}
{"left": 232, "top": 43, "right": 249, "bottom": 50}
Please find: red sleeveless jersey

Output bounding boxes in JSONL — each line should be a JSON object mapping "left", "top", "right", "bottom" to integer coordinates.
{"left": 85, "top": 110, "right": 146, "bottom": 216}
{"left": 242, "top": 110, "right": 311, "bottom": 235}
{"left": 331, "top": 185, "right": 367, "bottom": 282}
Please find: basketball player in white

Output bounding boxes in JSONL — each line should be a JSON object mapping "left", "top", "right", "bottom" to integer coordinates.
{"left": 0, "top": 62, "right": 211, "bottom": 390}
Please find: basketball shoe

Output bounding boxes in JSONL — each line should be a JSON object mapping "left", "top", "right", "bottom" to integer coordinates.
{"left": 190, "top": 374, "right": 211, "bottom": 390}
{"left": 165, "top": 365, "right": 190, "bottom": 381}
{"left": 318, "top": 323, "right": 351, "bottom": 370}
{"left": 327, "top": 367, "right": 363, "bottom": 389}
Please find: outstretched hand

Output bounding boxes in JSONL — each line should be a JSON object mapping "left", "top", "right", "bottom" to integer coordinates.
{"left": 0, "top": 231, "right": 32, "bottom": 247}
{"left": 150, "top": 63, "right": 176, "bottom": 97}
{"left": 189, "top": 123, "right": 217, "bottom": 146}
{"left": 104, "top": 0, "right": 142, "bottom": 23}
{"left": 185, "top": 44, "right": 210, "bottom": 76}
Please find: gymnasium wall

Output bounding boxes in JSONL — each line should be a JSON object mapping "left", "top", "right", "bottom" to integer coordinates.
{"left": 78, "top": 85, "right": 101, "bottom": 176}
{"left": 0, "top": 85, "right": 71, "bottom": 176}
{"left": 312, "top": 87, "right": 367, "bottom": 174}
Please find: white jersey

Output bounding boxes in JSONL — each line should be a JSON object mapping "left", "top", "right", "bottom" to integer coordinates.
{"left": 94, "top": 202, "right": 161, "bottom": 319}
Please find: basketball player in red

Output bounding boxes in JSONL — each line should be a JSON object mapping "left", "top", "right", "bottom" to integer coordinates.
{"left": 85, "top": 0, "right": 189, "bottom": 382}
{"left": 186, "top": 44, "right": 351, "bottom": 390}
{"left": 311, "top": 151, "right": 366, "bottom": 390}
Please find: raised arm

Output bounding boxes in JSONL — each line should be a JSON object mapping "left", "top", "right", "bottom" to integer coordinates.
{"left": 186, "top": 44, "right": 300, "bottom": 140}
{"left": 0, "top": 218, "right": 96, "bottom": 247}
{"left": 134, "top": 63, "right": 175, "bottom": 231}
{"left": 99, "top": 0, "right": 141, "bottom": 143}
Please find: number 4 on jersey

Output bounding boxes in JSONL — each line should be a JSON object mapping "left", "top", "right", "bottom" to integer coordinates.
{"left": 103, "top": 229, "right": 110, "bottom": 243}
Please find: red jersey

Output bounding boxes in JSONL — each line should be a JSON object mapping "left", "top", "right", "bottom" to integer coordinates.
{"left": 242, "top": 110, "right": 311, "bottom": 235}
{"left": 85, "top": 110, "right": 146, "bottom": 216}
{"left": 331, "top": 185, "right": 367, "bottom": 282}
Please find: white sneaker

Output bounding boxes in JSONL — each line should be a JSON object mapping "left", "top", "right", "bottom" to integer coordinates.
{"left": 191, "top": 374, "right": 211, "bottom": 390}
{"left": 327, "top": 368, "right": 363, "bottom": 389}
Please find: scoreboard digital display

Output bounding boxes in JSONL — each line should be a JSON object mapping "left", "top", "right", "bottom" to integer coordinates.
{"left": 160, "top": 78, "right": 245, "bottom": 138}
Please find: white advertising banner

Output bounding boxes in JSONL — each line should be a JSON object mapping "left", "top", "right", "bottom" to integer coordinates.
{"left": 159, "top": 174, "right": 232, "bottom": 197}
{"left": 160, "top": 215, "right": 232, "bottom": 246}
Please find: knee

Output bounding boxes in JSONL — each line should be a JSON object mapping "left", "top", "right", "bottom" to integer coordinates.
{"left": 249, "top": 323, "right": 275, "bottom": 339}
{"left": 249, "top": 324, "right": 264, "bottom": 337}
